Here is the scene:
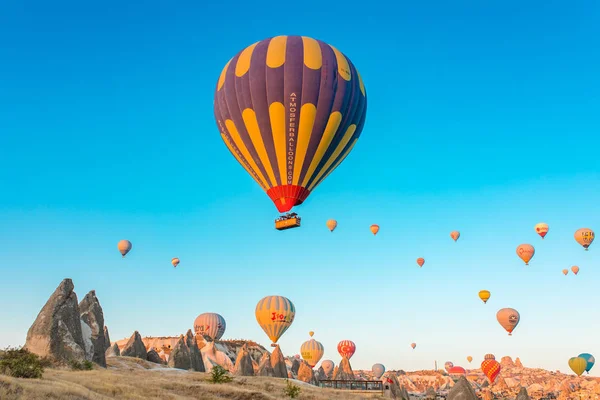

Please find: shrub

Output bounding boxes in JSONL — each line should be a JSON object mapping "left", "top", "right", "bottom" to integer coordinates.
{"left": 0, "top": 346, "right": 44, "bottom": 379}
{"left": 208, "top": 365, "right": 232, "bottom": 384}
{"left": 69, "top": 359, "right": 94, "bottom": 370}
{"left": 283, "top": 379, "right": 301, "bottom": 398}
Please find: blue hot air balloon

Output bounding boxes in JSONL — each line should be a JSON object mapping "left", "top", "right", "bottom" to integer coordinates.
{"left": 578, "top": 353, "right": 595, "bottom": 373}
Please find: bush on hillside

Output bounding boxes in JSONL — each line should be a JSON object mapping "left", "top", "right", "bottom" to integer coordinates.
{"left": 208, "top": 365, "right": 232, "bottom": 383}
{"left": 69, "top": 359, "right": 94, "bottom": 371}
{"left": 283, "top": 379, "right": 301, "bottom": 398}
{"left": 0, "top": 346, "right": 44, "bottom": 379}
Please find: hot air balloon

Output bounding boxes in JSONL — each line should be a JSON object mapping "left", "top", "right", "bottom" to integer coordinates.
{"left": 321, "top": 360, "right": 335, "bottom": 376}
{"left": 171, "top": 257, "right": 180, "bottom": 268}
{"left": 337, "top": 340, "right": 356, "bottom": 359}
{"left": 194, "top": 313, "right": 226, "bottom": 341}
{"left": 416, "top": 258, "right": 425, "bottom": 268}
{"left": 535, "top": 223, "right": 549, "bottom": 239}
{"left": 370, "top": 224, "right": 379, "bottom": 235}
{"left": 309, "top": 331, "right": 314, "bottom": 337}
{"left": 467, "top": 356, "right": 473, "bottom": 363}
{"left": 479, "top": 290, "right": 491, "bottom": 304}
{"left": 118, "top": 240, "right": 132, "bottom": 258}
{"left": 448, "top": 366, "right": 466, "bottom": 376}
{"left": 574, "top": 228, "right": 595, "bottom": 250}
{"left": 444, "top": 361, "right": 454, "bottom": 372}
{"left": 562, "top": 269, "right": 568, "bottom": 275}
{"left": 569, "top": 357, "right": 587, "bottom": 376}
{"left": 372, "top": 363, "right": 385, "bottom": 379}
{"left": 326, "top": 220, "right": 337, "bottom": 232}
{"left": 481, "top": 359, "right": 501, "bottom": 383}
{"left": 213, "top": 36, "right": 368, "bottom": 229}
{"left": 516, "top": 244, "right": 535, "bottom": 265}
{"left": 572, "top": 266, "right": 580, "bottom": 275}
{"left": 450, "top": 231, "right": 460, "bottom": 242}
{"left": 300, "top": 336, "right": 324, "bottom": 368}
{"left": 411, "top": 343, "right": 416, "bottom": 350}
{"left": 255, "top": 295, "right": 295, "bottom": 346}
{"left": 578, "top": 353, "right": 595, "bottom": 373}
{"left": 484, "top": 354, "right": 495, "bottom": 361}
{"left": 497, "top": 308, "right": 520, "bottom": 335}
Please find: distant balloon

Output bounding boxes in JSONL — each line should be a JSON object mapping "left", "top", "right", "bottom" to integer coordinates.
{"left": 448, "top": 366, "right": 466, "bottom": 375}
{"left": 450, "top": 231, "right": 460, "bottom": 242}
{"left": 326, "top": 220, "right": 337, "bottom": 232}
{"left": 467, "top": 356, "right": 473, "bottom": 363}
{"left": 411, "top": 343, "right": 416, "bottom": 350}
{"left": 578, "top": 353, "right": 595, "bottom": 373}
{"left": 300, "top": 337, "right": 324, "bottom": 368}
{"left": 497, "top": 308, "right": 520, "bottom": 336}
{"left": 117, "top": 240, "right": 132, "bottom": 258}
{"left": 572, "top": 266, "right": 580, "bottom": 275}
{"left": 535, "top": 223, "right": 549, "bottom": 239}
{"left": 321, "top": 360, "right": 335, "bottom": 376}
{"left": 484, "top": 354, "right": 496, "bottom": 360}
{"left": 444, "top": 361, "right": 454, "bottom": 372}
{"left": 479, "top": 290, "right": 491, "bottom": 304}
{"left": 569, "top": 357, "right": 587, "bottom": 376}
{"left": 255, "top": 295, "right": 295, "bottom": 346}
{"left": 416, "top": 258, "right": 425, "bottom": 268}
{"left": 372, "top": 363, "right": 386, "bottom": 379}
{"left": 309, "top": 331, "right": 314, "bottom": 337}
{"left": 194, "top": 312, "right": 226, "bottom": 341}
{"left": 562, "top": 269, "right": 568, "bottom": 275}
{"left": 481, "top": 359, "right": 501, "bottom": 383}
{"left": 370, "top": 224, "right": 379, "bottom": 235}
{"left": 516, "top": 244, "right": 535, "bottom": 265}
{"left": 574, "top": 228, "right": 595, "bottom": 250}
{"left": 171, "top": 257, "right": 180, "bottom": 268}
{"left": 337, "top": 340, "right": 356, "bottom": 359}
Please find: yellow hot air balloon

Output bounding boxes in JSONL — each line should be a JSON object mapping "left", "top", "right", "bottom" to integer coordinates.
{"left": 117, "top": 240, "right": 132, "bottom": 258}
{"left": 326, "top": 219, "right": 337, "bottom": 232}
{"left": 300, "top": 336, "right": 324, "bottom": 368}
{"left": 255, "top": 295, "right": 295, "bottom": 347}
{"left": 571, "top": 266, "right": 579, "bottom": 275}
{"left": 370, "top": 224, "right": 379, "bottom": 235}
{"left": 534, "top": 223, "right": 549, "bottom": 239}
{"left": 562, "top": 269, "right": 568, "bottom": 275}
{"left": 467, "top": 356, "right": 473, "bottom": 363}
{"left": 574, "top": 228, "right": 595, "bottom": 251}
{"left": 450, "top": 231, "right": 460, "bottom": 242}
{"left": 496, "top": 308, "right": 520, "bottom": 336}
{"left": 516, "top": 244, "right": 535, "bottom": 265}
{"left": 479, "top": 290, "right": 491, "bottom": 304}
{"left": 569, "top": 357, "right": 588, "bottom": 376}
{"left": 171, "top": 257, "right": 180, "bottom": 268}
{"left": 309, "top": 331, "right": 314, "bottom": 337}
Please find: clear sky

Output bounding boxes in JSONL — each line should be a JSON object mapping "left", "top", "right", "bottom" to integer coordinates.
{"left": 1, "top": 0, "right": 599, "bottom": 376}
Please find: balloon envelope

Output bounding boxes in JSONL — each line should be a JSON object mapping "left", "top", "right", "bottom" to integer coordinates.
{"left": 255, "top": 295, "right": 295, "bottom": 345}
{"left": 450, "top": 231, "right": 460, "bottom": 241}
{"left": 516, "top": 244, "right": 535, "bottom": 265}
{"left": 497, "top": 308, "right": 520, "bottom": 335}
{"left": 194, "top": 313, "right": 226, "bottom": 341}
{"left": 171, "top": 257, "right": 180, "bottom": 268}
{"left": 571, "top": 266, "right": 579, "bottom": 275}
{"left": 300, "top": 338, "right": 324, "bottom": 368}
{"left": 484, "top": 354, "right": 496, "bottom": 360}
{"left": 479, "top": 290, "right": 491, "bottom": 304}
{"left": 444, "top": 361, "right": 454, "bottom": 372}
{"left": 370, "top": 224, "right": 379, "bottom": 235}
{"left": 481, "top": 359, "right": 501, "bottom": 383}
{"left": 467, "top": 356, "right": 473, "bottom": 363}
{"left": 574, "top": 228, "right": 595, "bottom": 250}
{"left": 213, "top": 36, "right": 368, "bottom": 213}
{"left": 562, "top": 269, "right": 568, "bottom": 275}
{"left": 117, "top": 240, "right": 132, "bottom": 257}
{"left": 416, "top": 258, "right": 425, "bottom": 267}
{"left": 411, "top": 343, "right": 416, "bottom": 349}
{"left": 321, "top": 360, "right": 335, "bottom": 376}
{"left": 337, "top": 340, "right": 356, "bottom": 359}
{"left": 372, "top": 363, "right": 385, "bottom": 379}
{"left": 448, "top": 366, "right": 466, "bottom": 375}
{"left": 578, "top": 353, "right": 595, "bottom": 373}
{"left": 326, "top": 220, "right": 337, "bottom": 232}
{"left": 569, "top": 357, "right": 587, "bottom": 376}
{"left": 535, "top": 223, "right": 549, "bottom": 239}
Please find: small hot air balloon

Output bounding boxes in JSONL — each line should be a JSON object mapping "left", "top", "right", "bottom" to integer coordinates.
{"left": 255, "top": 295, "right": 295, "bottom": 346}
{"left": 481, "top": 359, "right": 501, "bottom": 383}
{"left": 194, "top": 313, "right": 226, "bottom": 341}
{"left": 416, "top": 258, "right": 425, "bottom": 268}
{"left": 321, "top": 360, "right": 335, "bottom": 376}
{"left": 497, "top": 308, "right": 520, "bottom": 336}
{"left": 484, "top": 354, "right": 496, "bottom": 360}
{"left": 578, "top": 353, "right": 595, "bottom": 374}
{"left": 467, "top": 356, "right": 473, "bottom": 363}
{"left": 450, "top": 231, "right": 460, "bottom": 242}
{"left": 171, "top": 257, "right": 180, "bottom": 268}
{"left": 372, "top": 363, "right": 386, "bottom": 379}
{"left": 575, "top": 228, "right": 595, "bottom": 250}
{"left": 444, "top": 361, "right": 454, "bottom": 372}
{"left": 300, "top": 336, "right": 324, "bottom": 368}
{"left": 479, "top": 290, "right": 491, "bottom": 304}
{"left": 516, "top": 244, "right": 535, "bottom": 265}
{"left": 309, "top": 331, "right": 314, "bottom": 337}
{"left": 411, "top": 343, "right": 416, "bottom": 350}
{"left": 562, "top": 269, "right": 568, "bottom": 275}
{"left": 569, "top": 357, "right": 588, "bottom": 376}
{"left": 326, "top": 220, "right": 337, "bottom": 232}
{"left": 118, "top": 240, "right": 132, "bottom": 258}
{"left": 535, "top": 223, "right": 549, "bottom": 239}
{"left": 572, "top": 266, "right": 580, "bottom": 275}
{"left": 337, "top": 340, "right": 356, "bottom": 359}
{"left": 370, "top": 224, "right": 379, "bottom": 235}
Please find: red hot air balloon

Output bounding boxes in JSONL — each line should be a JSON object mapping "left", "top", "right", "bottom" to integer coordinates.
{"left": 448, "top": 366, "right": 466, "bottom": 375}
{"left": 481, "top": 359, "right": 501, "bottom": 384}
{"left": 337, "top": 340, "right": 356, "bottom": 359}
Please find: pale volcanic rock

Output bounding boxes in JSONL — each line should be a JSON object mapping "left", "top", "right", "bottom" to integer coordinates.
{"left": 447, "top": 376, "right": 478, "bottom": 400}
{"left": 257, "top": 352, "right": 275, "bottom": 377}
{"left": 501, "top": 356, "right": 516, "bottom": 368}
{"left": 121, "top": 331, "right": 148, "bottom": 360}
{"left": 168, "top": 336, "right": 191, "bottom": 370}
{"left": 201, "top": 341, "right": 234, "bottom": 372}
{"left": 105, "top": 343, "right": 120, "bottom": 357}
{"left": 185, "top": 329, "right": 205, "bottom": 372}
{"left": 270, "top": 345, "right": 288, "bottom": 378}
{"left": 79, "top": 290, "right": 107, "bottom": 367}
{"left": 516, "top": 386, "right": 531, "bottom": 400}
{"left": 333, "top": 356, "right": 355, "bottom": 380}
{"left": 425, "top": 386, "right": 437, "bottom": 400}
{"left": 291, "top": 358, "right": 301, "bottom": 377}
{"left": 297, "top": 360, "right": 318, "bottom": 385}
{"left": 103, "top": 326, "right": 111, "bottom": 352}
{"left": 515, "top": 357, "right": 523, "bottom": 368}
{"left": 233, "top": 343, "right": 254, "bottom": 376}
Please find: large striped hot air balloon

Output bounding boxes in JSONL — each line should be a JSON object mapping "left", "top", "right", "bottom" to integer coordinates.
{"left": 255, "top": 295, "right": 295, "bottom": 346}
{"left": 214, "top": 36, "right": 368, "bottom": 215}
{"left": 300, "top": 336, "right": 324, "bottom": 368}
{"left": 481, "top": 359, "right": 501, "bottom": 383}
{"left": 337, "top": 340, "right": 356, "bottom": 359}
{"left": 193, "top": 313, "right": 226, "bottom": 341}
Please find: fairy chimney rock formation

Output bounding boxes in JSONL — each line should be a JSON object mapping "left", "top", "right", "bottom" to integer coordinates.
{"left": 79, "top": 290, "right": 107, "bottom": 367}
{"left": 233, "top": 343, "right": 255, "bottom": 376}
{"left": 121, "top": 331, "right": 148, "bottom": 359}
{"left": 270, "top": 345, "right": 288, "bottom": 378}
{"left": 333, "top": 356, "right": 355, "bottom": 380}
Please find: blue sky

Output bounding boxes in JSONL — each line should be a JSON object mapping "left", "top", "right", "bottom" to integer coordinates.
{"left": 1, "top": 0, "right": 599, "bottom": 375}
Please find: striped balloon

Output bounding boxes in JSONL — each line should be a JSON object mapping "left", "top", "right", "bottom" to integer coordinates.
{"left": 193, "top": 313, "right": 226, "bottom": 341}
{"left": 337, "top": 340, "right": 356, "bottom": 359}
{"left": 214, "top": 36, "right": 368, "bottom": 213}
{"left": 300, "top": 338, "right": 324, "bottom": 368}
{"left": 255, "top": 295, "right": 295, "bottom": 345}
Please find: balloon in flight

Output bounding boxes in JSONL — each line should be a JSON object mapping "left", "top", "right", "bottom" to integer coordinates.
{"left": 574, "top": 228, "right": 595, "bottom": 250}
{"left": 484, "top": 354, "right": 496, "bottom": 360}
{"left": 497, "top": 308, "right": 520, "bottom": 335}
{"left": 326, "top": 220, "right": 337, "bottom": 232}
{"left": 467, "top": 356, "right": 473, "bottom": 363}
{"left": 481, "top": 359, "right": 501, "bottom": 383}
{"left": 534, "top": 223, "right": 549, "bottom": 239}
{"left": 300, "top": 336, "right": 324, "bottom": 368}
{"left": 562, "top": 269, "right": 568, "bottom": 275}
{"left": 193, "top": 313, "right": 226, "bottom": 341}
{"left": 372, "top": 363, "right": 386, "bottom": 379}
{"left": 309, "top": 331, "right": 314, "bottom": 337}
{"left": 370, "top": 224, "right": 379, "bottom": 235}
{"left": 321, "top": 360, "right": 335, "bottom": 376}
{"left": 448, "top": 366, "right": 466, "bottom": 376}
{"left": 444, "top": 361, "right": 454, "bottom": 372}
{"left": 416, "top": 258, "right": 425, "bottom": 268}
{"left": 117, "top": 240, "right": 132, "bottom": 258}
{"left": 213, "top": 36, "right": 368, "bottom": 214}
{"left": 450, "top": 231, "right": 460, "bottom": 242}
{"left": 569, "top": 357, "right": 588, "bottom": 376}
{"left": 571, "top": 266, "right": 579, "bottom": 275}
{"left": 478, "top": 290, "right": 491, "bottom": 304}
{"left": 578, "top": 353, "right": 595, "bottom": 373}
{"left": 516, "top": 244, "right": 535, "bottom": 265}
{"left": 255, "top": 295, "right": 295, "bottom": 346}
{"left": 171, "top": 257, "right": 180, "bottom": 268}
{"left": 337, "top": 340, "right": 356, "bottom": 359}
{"left": 411, "top": 343, "right": 416, "bottom": 350}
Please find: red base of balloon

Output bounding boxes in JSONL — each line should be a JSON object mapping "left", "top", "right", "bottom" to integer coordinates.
{"left": 267, "top": 185, "right": 311, "bottom": 213}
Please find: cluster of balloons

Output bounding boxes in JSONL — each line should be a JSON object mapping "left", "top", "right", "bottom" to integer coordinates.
{"left": 117, "top": 240, "right": 180, "bottom": 268}
{"left": 569, "top": 354, "right": 595, "bottom": 376}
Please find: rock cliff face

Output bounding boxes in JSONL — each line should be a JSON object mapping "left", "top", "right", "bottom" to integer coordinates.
{"left": 333, "top": 356, "right": 355, "bottom": 380}
{"left": 79, "top": 290, "right": 106, "bottom": 367}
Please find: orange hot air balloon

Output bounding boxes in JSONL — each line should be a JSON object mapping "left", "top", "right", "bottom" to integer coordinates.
{"left": 370, "top": 224, "right": 379, "bottom": 235}
{"left": 516, "top": 244, "right": 535, "bottom": 265}
{"left": 497, "top": 308, "right": 520, "bottom": 335}
{"left": 411, "top": 343, "right": 416, "bottom": 350}
{"left": 481, "top": 359, "right": 501, "bottom": 384}
{"left": 309, "top": 331, "right": 314, "bottom": 337}
{"left": 450, "top": 231, "right": 460, "bottom": 242}
{"left": 478, "top": 290, "right": 491, "bottom": 304}
{"left": 571, "top": 266, "right": 579, "bottom": 275}
{"left": 562, "top": 269, "right": 568, "bottom": 275}
{"left": 467, "top": 356, "right": 473, "bottom": 363}
{"left": 534, "top": 223, "right": 549, "bottom": 239}
{"left": 416, "top": 258, "right": 425, "bottom": 268}
{"left": 326, "top": 219, "right": 337, "bottom": 232}
{"left": 574, "top": 228, "right": 595, "bottom": 250}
